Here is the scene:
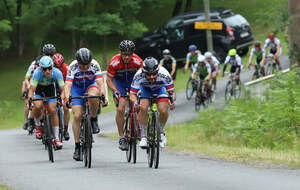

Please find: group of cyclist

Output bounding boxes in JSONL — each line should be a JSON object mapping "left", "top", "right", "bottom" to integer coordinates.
{"left": 21, "top": 40, "right": 176, "bottom": 161}
{"left": 20, "top": 31, "right": 281, "bottom": 161}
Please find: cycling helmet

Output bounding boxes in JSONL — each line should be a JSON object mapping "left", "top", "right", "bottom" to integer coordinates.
{"left": 162, "top": 49, "right": 171, "bottom": 55}
{"left": 53, "top": 53, "right": 64, "bottom": 68}
{"left": 269, "top": 33, "right": 274, "bottom": 40}
{"left": 119, "top": 40, "right": 135, "bottom": 53}
{"left": 228, "top": 49, "right": 237, "bottom": 56}
{"left": 204, "top": 52, "right": 213, "bottom": 59}
{"left": 254, "top": 41, "right": 261, "bottom": 48}
{"left": 197, "top": 55, "right": 206, "bottom": 63}
{"left": 142, "top": 57, "right": 159, "bottom": 74}
{"left": 75, "top": 48, "right": 92, "bottom": 65}
{"left": 39, "top": 56, "right": 53, "bottom": 68}
{"left": 42, "top": 44, "right": 56, "bottom": 55}
{"left": 188, "top": 44, "right": 197, "bottom": 51}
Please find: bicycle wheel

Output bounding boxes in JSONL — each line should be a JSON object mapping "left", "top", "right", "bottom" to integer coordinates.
{"left": 85, "top": 116, "right": 93, "bottom": 168}
{"left": 153, "top": 112, "right": 160, "bottom": 169}
{"left": 57, "top": 107, "right": 64, "bottom": 142}
{"left": 186, "top": 78, "right": 195, "bottom": 100}
{"left": 195, "top": 94, "right": 201, "bottom": 111}
{"left": 147, "top": 116, "right": 154, "bottom": 168}
{"left": 266, "top": 63, "right": 272, "bottom": 75}
{"left": 234, "top": 82, "right": 242, "bottom": 99}
{"left": 124, "top": 116, "right": 132, "bottom": 163}
{"left": 225, "top": 81, "right": 232, "bottom": 101}
{"left": 45, "top": 114, "right": 54, "bottom": 163}
{"left": 131, "top": 114, "right": 137, "bottom": 164}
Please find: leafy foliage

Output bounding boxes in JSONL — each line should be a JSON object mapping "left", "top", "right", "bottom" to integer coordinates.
{"left": 0, "top": 19, "right": 12, "bottom": 51}
{"left": 197, "top": 69, "right": 300, "bottom": 150}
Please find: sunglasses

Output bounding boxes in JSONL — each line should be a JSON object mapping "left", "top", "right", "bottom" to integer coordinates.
{"left": 145, "top": 71, "right": 158, "bottom": 76}
{"left": 42, "top": 66, "right": 53, "bottom": 72}
{"left": 121, "top": 52, "right": 133, "bottom": 57}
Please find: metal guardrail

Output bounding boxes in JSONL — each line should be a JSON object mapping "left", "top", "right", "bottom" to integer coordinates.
{"left": 244, "top": 68, "right": 290, "bottom": 86}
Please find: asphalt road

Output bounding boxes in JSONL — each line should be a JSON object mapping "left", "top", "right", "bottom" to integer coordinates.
{"left": 1, "top": 56, "right": 299, "bottom": 190}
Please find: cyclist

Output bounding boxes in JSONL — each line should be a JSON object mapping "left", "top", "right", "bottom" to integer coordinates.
{"left": 159, "top": 49, "right": 177, "bottom": 80}
{"left": 65, "top": 48, "right": 107, "bottom": 161}
{"left": 53, "top": 53, "right": 70, "bottom": 141}
{"left": 184, "top": 44, "right": 202, "bottom": 73}
{"left": 27, "top": 56, "right": 64, "bottom": 149}
{"left": 130, "top": 57, "right": 176, "bottom": 148}
{"left": 247, "top": 41, "right": 266, "bottom": 77}
{"left": 22, "top": 44, "right": 56, "bottom": 130}
{"left": 222, "top": 49, "right": 243, "bottom": 84}
{"left": 263, "top": 33, "right": 282, "bottom": 70}
{"left": 106, "top": 40, "right": 143, "bottom": 151}
{"left": 191, "top": 55, "right": 212, "bottom": 103}
{"left": 204, "top": 51, "right": 219, "bottom": 90}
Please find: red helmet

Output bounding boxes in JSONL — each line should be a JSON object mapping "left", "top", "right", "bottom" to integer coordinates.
{"left": 53, "top": 53, "right": 64, "bottom": 68}
{"left": 269, "top": 33, "right": 274, "bottom": 40}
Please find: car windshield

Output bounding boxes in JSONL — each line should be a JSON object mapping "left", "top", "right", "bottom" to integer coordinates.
{"left": 223, "top": 14, "right": 248, "bottom": 27}
{"left": 164, "top": 19, "right": 183, "bottom": 30}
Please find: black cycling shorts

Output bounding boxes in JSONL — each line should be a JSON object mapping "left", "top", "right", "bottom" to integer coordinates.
{"left": 35, "top": 84, "right": 55, "bottom": 97}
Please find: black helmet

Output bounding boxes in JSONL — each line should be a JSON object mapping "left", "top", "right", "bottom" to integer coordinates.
{"left": 162, "top": 49, "right": 171, "bottom": 55}
{"left": 75, "top": 48, "right": 92, "bottom": 65}
{"left": 254, "top": 41, "right": 261, "bottom": 48}
{"left": 142, "top": 57, "right": 159, "bottom": 74}
{"left": 119, "top": 40, "right": 135, "bottom": 53}
{"left": 42, "top": 44, "right": 56, "bottom": 55}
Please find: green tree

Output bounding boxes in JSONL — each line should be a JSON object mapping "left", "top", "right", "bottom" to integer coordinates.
{"left": 0, "top": 19, "right": 12, "bottom": 55}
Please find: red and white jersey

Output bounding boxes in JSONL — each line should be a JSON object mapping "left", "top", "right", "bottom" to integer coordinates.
{"left": 56, "top": 63, "right": 68, "bottom": 81}
{"left": 107, "top": 53, "right": 143, "bottom": 83}
{"left": 66, "top": 59, "right": 103, "bottom": 88}
{"left": 130, "top": 66, "right": 174, "bottom": 94}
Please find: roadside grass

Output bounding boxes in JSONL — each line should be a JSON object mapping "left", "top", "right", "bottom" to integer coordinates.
{"left": 165, "top": 122, "right": 300, "bottom": 168}
{"left": 0, "top": 184, "right": 16, "bottom": 190}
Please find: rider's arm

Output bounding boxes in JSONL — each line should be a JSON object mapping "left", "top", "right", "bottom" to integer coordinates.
{"left": 93, "top": 62, "right": 106, "bottom": 97}
{"left": 96, "top": 79, "right": 106, "bottom": 96}
{"left": 64, "top": 82, "right": 72, "bottom": 99}
{"left": 260, "top": 49, "right": 266, "bottom": 65}
{"left": 213, "top": 57, "right": 220, "bottom": 73}
{"left": 248, "top": 52, "right": 253, "bottom": 67}
{"left": 171, "top": 57, "right": 176, "bottom": 76}
{"left": 206, "top": 64, "right": 212, "bottom": 80}
{"left": 184, "top": 53, "right": 190, "bottom": 72}
{"left": 275, "top": 39, "right": 281, "bottom": 58}
{"left": 222, "top": 56, "right": 230, "bottom": 76}
{"left": 129, "top": 71, "right": 142, "bottom": 104}
{"left": 65, "top": 64, "right": 74, "bottom": 99}
{"left": 106, "top": 62, "right": 118, "bottom": 94}
{"left": 28, "top": 85, "right": 37, "bottom": 101}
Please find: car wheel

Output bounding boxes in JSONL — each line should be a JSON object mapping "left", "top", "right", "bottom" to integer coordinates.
{"left": 214, "top": 46, "right": 226, "bottom": 62}
{"left": 238, "top": 47, "right": 249, "bottom": 57}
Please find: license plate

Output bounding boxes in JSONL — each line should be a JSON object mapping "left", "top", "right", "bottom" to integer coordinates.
{"left": 240, "top": 32, "right": 249, "bottom": 38}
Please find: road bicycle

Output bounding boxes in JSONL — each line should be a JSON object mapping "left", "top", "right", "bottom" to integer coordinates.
{"left": 140, "top": 94, "right": 173, "bottom": 169}
{"left": 121, "top": 93, "right": 139, "bottom": 164}
{"left": 224, "top": 73, "right": 242, "bottom": 101}
{"left": 185, "top": 77, "right": 197, "bottom": 100}
{"left": 69, "top": 94, "right": 105, "bottom": 168}
{"left": 29, "top": 95, "right": 61, "bottom": 163}
{"left": 265, "top": 54, "right": 279, "bottom": 75}
{"left": 194, "top": 78, "right": 213, "bottom": 110}
{"left": 251, "top": 63, "right": 265, "bottom": 80}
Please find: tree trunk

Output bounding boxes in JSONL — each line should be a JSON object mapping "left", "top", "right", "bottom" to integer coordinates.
{"left": 2, "top": 0, "right": 13, "bottom": 24}
{"left": 172, "top": 0, "right": 183, "bottom": 17}
{"left": 288, "top": 0, "right": 300, "bottom": 67}
{"left": 17, "top": 0, "right": 24, "bottom": 56}
{"left": 102, "top": 35, "right": 108, "bottom": 70}
{"left": 184, "top": 0, "right": 192, "bottom": 12}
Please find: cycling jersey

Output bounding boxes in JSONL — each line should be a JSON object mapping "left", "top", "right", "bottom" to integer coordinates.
{"left": 159, "top": 56, "right": 176, "bottom": 79}
{"left": 130, "top": 66, "right": 174, "bottom": 98}
{"left": 31, "top": 67, "right": 64, "bottom": 87}
{"left": 193, "top": 62, "right": 211, "bottom": 80}
{"left": 31, "top": 67, "right": 64, "bottom": 104}
{"left": 206, "top": 56, "right": 220, "bottom": 73}
{"left": 186, "top": 50, "right": 201, "bottom": 64}
{"left": 224, "top": 55, "right": 243, "bottom": 74}
{"left": 59, "top": 63, "right": 68, "bottom": 80}
{"left": 25, "top": 61, "right": 39, "bottom": 78}
{"left": 264, "top": 38, "right": 282, "bottom": 55}
{"left": 107, "top": 54, "right": 143, "bottom": 82}
{"left": 65, "top": 59, "right": 103, "bottom": 88}
{"left": 250, "top": 48, "right": 266, "bottom": 63}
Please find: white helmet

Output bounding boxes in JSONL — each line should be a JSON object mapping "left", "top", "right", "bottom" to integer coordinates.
{"left": 204, "top": 52, "right": 212, "bottom": 59}
{"left": 197, "top": 55, "right": 206, "bottom": 63}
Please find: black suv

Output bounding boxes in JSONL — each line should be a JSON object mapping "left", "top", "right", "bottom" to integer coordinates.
{"left": 134, "top": 9, "right": 254, "bottom": 64}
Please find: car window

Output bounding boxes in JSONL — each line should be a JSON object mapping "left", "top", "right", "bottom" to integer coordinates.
{"left": 223, "top": 14, "right": 248, "bottom": 27}
{"left": 167, "top": 27, "right": 184, "bottom": 41}
{"left": 164, "top": 19, "right": 183, "bottom": 30}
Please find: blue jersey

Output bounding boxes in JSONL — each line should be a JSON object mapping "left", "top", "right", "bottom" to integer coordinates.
{"left": 31, "top": 67, "right": 64, "bottom": 87}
